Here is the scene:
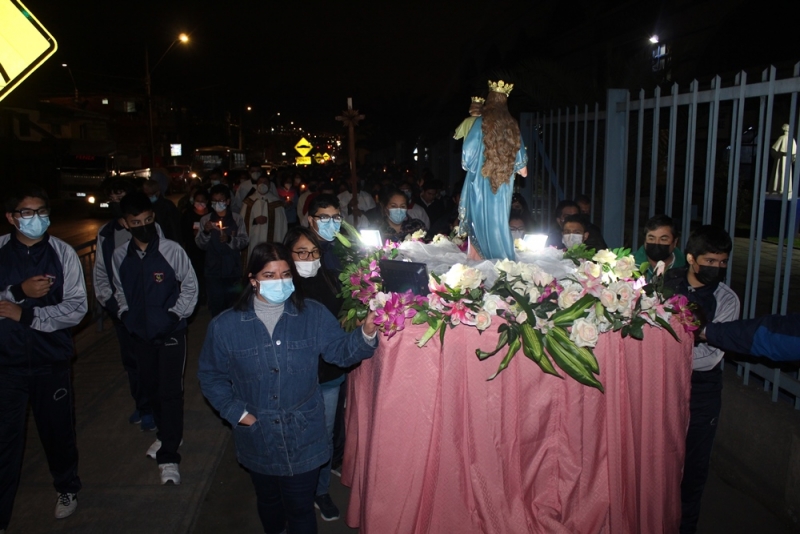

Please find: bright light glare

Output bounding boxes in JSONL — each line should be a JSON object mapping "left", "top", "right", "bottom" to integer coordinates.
{"left": 61, "top": 63, "right": 68, "bottom": 67}
{"left": 179, "top": 33, "right": 189, "bottom": 43}
{"left": 522, "top": 234, "right": 548, "bottom": 251}
{"left": 649, "top": 35, "right": 659, "bottom": 44}
{"left": 360, "top": 230, "right": 382, "bottom": 248}
{"left": 87, "top": 196, "right": 96, "bottom": 204}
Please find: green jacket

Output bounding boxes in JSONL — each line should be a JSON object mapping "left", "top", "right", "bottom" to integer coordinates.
{"left": 633, "top": 245, "right": 686, "bottom": 280}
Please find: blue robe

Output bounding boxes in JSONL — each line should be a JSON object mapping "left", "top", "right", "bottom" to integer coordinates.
{"left": 458, "top": 117, "right": 528, "bottom": 260}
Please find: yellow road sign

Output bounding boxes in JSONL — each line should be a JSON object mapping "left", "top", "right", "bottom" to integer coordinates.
{"left": 294, "top": 137, "right": 313, "bottom": 157}
{"left": 295, "top": 156, "right": 311, "bottom": 165}
{"left": 0, "top": 0, "right": 58, "bottom": 102}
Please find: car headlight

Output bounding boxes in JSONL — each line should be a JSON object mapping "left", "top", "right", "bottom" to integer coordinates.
{"left": 87, "top": 196, "right": 96, "bottom": 204}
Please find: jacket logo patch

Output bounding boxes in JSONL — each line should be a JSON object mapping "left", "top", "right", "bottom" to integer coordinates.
{"left": 154, "top": 272, "right": 165, "bottom": 283}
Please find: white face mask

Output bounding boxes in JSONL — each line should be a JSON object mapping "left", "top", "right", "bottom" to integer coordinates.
{"left": 295, "top": 259, "right": 321, "bottom": 278}
{"left": 212, "top": 201, "right": 228, "bottom": 213}
{"left": 257, "top": 183, "right": 269, "bottom": 195}
{"left": 562, "top": 233, "right": 584, "bottom": 249}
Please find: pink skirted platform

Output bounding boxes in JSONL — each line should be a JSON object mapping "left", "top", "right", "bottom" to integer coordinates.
{"left": 342, "top": 318, "right": 694, "bottom": 533}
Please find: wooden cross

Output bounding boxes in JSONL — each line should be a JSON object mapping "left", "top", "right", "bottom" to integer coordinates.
{"left": 336, "top": 97, "right": 365, "bottom": 224}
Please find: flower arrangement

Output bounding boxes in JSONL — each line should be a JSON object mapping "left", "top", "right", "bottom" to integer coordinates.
{"left": 335, "top": 236, "right": 697, "bottom": 391}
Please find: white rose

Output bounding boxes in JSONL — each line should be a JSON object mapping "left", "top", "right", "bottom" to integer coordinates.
{"left": 599, "top": 287, "right": 619, "bottom": 311}
{"left": 514, "top": 238, "right": 527, "bottom": 251}
{"left": 558, "top": 283, "right": 585, "bottom": 310}
{"left": 613, "top": 256, "right": 637, "bottom": 279}
{"left": 475, "top": 310, "right": 492, "bottom": 331}
{"left": 639, "top": 292, "right": 659, "bottom": 311}
{"left": 482, "top": 293, "right": 504, "bottom": 315}
{"left": 495, "top": 259, "right": 522, "bottom": 278}
{"left": 526, "top": 285, "right": 541, "bottom": 302}
{"left": 583, "top": 261, "right": 602, "bottom": 278}
{"left": 432, "top": 234, "right": 448, "bottom": 244}
{"left": 609, "top": 280, "right": 636, "bottom": 313}
{"left": 592, "top": 249, "right": 618, "bottom": 265}
{"left": 443, "top": 264, "right": 466, "bottom": 288}
{"left": 460, "top": 267, "right": 483, "bottom": 290}
{"left": 532, "top": 268, "right": 554, "bottom": 287}
{"left": 512, "top": 280, "right": 528, "bottom": 295}
{"left": 516, "top": 311, "right": 528, "bottom": 324}
{"left": 570, "top": 318, "right": 600, "bottom": 348}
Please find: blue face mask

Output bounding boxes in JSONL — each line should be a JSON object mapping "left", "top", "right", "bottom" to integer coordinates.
{"left": 388, "top": 208, "right": 407, "bottom": 225}
{"left": 316, "top": 219, "right": 341, "bottom": 242}
{"left": 258, "top": 278, "right": 295, "bottom": 304}
{"left": 18, "top": 214, "right": 50, "bottom": 240}
{"left": 149, "top": 195, "right": 158, "bottom": 204}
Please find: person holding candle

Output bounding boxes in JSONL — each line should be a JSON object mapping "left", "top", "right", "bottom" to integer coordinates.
{"left": 197, "top": 184, "right": 250, "bottom": 317}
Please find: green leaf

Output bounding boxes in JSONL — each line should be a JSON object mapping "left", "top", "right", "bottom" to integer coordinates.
{"left": 655, "top": 316, "right": 681, "bottom": 342}
{"left": 411, "top": 312, "right": 428, "bottom": 325}
{"left": 346, "top": 308, "right": 356, "bottom": 320}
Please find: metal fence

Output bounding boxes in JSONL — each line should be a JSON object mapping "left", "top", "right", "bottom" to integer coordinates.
{"left": 519, "top": 62, "right": 800, "bottom": 407}
{"left": 73, "top": 238, "right": 104, "bottom": 332}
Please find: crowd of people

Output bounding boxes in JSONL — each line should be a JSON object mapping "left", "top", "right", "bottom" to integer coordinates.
{"left": 1, "top": 162, "right": 798, "bottom": 534}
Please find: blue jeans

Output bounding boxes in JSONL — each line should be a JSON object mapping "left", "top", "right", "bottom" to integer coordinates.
{"left": 316, "top": 382, "right": 341, "bottom": 496}
{"left": 250, "top": 466, "right": 320, "bottom": 534}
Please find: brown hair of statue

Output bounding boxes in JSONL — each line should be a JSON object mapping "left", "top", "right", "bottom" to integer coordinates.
{"left": 480, "top": 91, "right": 521, "bottom": 193}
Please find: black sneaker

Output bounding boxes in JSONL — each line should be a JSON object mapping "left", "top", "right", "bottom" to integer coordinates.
{"left": 314, "top": 493, "right": 340, "bottom": 521}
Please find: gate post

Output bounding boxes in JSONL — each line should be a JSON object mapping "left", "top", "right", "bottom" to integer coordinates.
{"left": 602, "top": 89, "right": 628, "bottom": 248}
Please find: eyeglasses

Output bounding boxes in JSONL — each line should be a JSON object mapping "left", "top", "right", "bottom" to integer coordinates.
{"left": 509, "top": 226, "right": 525, "bottom": 232}
{"left": 292, "top": 249, "right": 320, "bottom": 260}
{"left": 312, "top": 214, "right": 343, "bottom": 223}
{"left": 14, "top": 207, "right": 50, "bottom": 219}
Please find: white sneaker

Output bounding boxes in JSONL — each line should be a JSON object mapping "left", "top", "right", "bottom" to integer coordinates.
{"left": 146, "top": 438, "right": 184, "bottom": 460}
{"left": 54, "top": 492, "right": 77, "bottom": 519}
{"left": 159, "top": 463, "right": 181, "bottom": 485}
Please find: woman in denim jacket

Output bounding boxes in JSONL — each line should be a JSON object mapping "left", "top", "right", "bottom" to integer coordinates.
{"left": 198, "top": 242, "right": 378, "bottom": 534}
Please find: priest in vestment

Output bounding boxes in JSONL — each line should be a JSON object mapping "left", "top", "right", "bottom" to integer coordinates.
{"left": 241, "top": 176, "right": 288, "bottom": 261}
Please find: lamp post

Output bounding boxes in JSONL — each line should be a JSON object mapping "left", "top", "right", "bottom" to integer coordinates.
{"left": 61, "top": 63, "right": 79, "bottom": 102}
{"left": 145, "top": 33, "right": 189, "bottom": 166}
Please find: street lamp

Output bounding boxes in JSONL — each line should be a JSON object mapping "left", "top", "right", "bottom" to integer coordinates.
{"left": 61, "top": 63, "right": 79, "bottom": 102}
{"left": 145, "top": 33, "right": 189, "bottom": 166}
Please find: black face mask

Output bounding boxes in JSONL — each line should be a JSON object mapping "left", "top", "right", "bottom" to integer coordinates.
{"left": 129, "top": 222, "right": 156, "bottom": 244}
{"left": 645, "top": 243, "right": 672, "bottom": 262}
{"left": 694, "top": 264, "right": 726, "bottom": 286}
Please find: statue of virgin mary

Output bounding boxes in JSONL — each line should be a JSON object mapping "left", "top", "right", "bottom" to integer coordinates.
{"left": 458, "top": 80, "right": 528, "bottom": 260}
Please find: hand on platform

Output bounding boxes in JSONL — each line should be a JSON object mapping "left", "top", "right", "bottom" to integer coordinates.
{"left": 21, "top": 275, "right": 52, "bottom": 298}
{"left": 0, "top": 301, "right": 22, "bottom": 322}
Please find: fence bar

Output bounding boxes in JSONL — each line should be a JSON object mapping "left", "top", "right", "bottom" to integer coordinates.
{"left": 747, "top": 67, "right": 777, "bottom": 319}
{"left": 632, "top": 89, "right": 646, "bottom": 250}
{"left": 557, "top": 108, "right": 563, "bottom": 199}
{"left": 781, "top": 65, "right": 800, "bottom": 314}
{"left": 582, "top": 104, "right": 588, "bottom": 197}
{"left": 665, "top": 83, "right": 679, "bottom": 216}
{"left": 649, "top": 86, "right": 661, "bottom": 218}
{"left": 602, "top": 89, "right": 628, "bottom": 247}
{"left": 681, "top": 80, "right": 700, "bottom": 240}
{"left": 773, "top": 73, "right": 798, "bottom": 313}
{"left": 725, "top": 71, "right": 747, "bottom": 286}
{"left": 703, "top": 76, "right": 722, "bottom": 224}
{"left": 572, "top": 106, "right": 578, "bottom": 197}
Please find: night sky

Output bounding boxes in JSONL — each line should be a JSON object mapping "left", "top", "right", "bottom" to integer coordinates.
{"left": 8, "top": 0, "right": 799, "bottom": 141}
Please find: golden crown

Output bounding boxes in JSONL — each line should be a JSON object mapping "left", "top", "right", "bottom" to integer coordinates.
{"left": 471, "top": 96, "right": 485, "bottom": 104}
{"left": 487, "top": 80, "right": 513, "bottom": 96}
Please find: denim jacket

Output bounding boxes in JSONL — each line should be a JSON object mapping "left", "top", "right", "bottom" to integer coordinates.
{"left": 197, "top": 298, "right": 377, "bottom": 476}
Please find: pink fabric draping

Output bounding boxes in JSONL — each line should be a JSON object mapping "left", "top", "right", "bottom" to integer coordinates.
{"left": 343, "top": 317, "right": 694, "bottom": 534}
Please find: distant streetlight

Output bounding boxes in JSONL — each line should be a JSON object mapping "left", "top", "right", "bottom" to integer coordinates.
{"left": 649, "top": 35, "right": 659, "bottom": 44}
{"left": 246, "top": 106, "right": 252, "bottom": 111}
{"left": 145, "top": 33, "right": 190, "bottom": 165}
{"left": 61, "top": 63, "right": 79, "bottom": 102}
